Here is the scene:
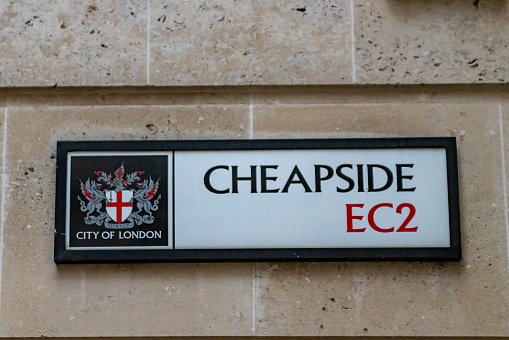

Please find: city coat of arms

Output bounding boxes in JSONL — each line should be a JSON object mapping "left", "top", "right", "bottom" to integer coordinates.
{"left": 78, "top": 164, "right": 161, "bottom": 229}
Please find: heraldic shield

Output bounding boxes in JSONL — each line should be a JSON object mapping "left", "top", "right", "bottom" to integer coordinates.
{"left": 105, "top": 190, "right": 133, "bottom": 223}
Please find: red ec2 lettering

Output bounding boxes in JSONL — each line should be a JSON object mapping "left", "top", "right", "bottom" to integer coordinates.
{"left": 346, "top": 203, "right": 418, "bottom": 233}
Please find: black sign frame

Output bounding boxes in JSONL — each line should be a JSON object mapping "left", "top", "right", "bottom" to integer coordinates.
{"left": 55, "top": 138, "right": 461, "bottom": 263}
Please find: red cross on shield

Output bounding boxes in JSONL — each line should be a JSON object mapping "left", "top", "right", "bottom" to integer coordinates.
{"left": 105, "top": 190, "right": 133, "bottom": 223}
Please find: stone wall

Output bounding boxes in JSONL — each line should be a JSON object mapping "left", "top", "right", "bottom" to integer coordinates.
{"left": 2, "top": 0, "right": 508, "bottom": 86}
{"left": 0, "top": 0, "right": 508, "bottom": 338}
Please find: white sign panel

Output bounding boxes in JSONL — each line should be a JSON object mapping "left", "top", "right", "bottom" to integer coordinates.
{"left": 175, "top": 149, "right": 450, "bottom": 249}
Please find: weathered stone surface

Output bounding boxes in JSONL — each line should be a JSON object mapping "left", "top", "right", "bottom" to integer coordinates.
{"left": 0, "top": 105, "right": 252, "bottom": 337}
{"left": 0, "top": 89, "right": 508, "bottom": 338}
{"left": 253, "top": 103, "right": 509, "bottom": 336}
{"left": 7, "top": 90, "right": 250, "bottom": 107}
{"left": 354, "top": 0, "right": 509, "bottom": 84}
{"left": 252, "top": 85, "right": 507, "bottom": 105}
{"left": 150, "top": 0, "right": 353, "bottom": 85}
{"left": 0, "top": 0, "right": 147, "bottom": 87}
{"left": 0, "top": 0, "right": 508, "bottom": 87}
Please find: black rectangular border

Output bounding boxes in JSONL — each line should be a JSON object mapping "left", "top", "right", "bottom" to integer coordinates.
{"left": 55, "top": 138, "right": 461, "bottom": 263}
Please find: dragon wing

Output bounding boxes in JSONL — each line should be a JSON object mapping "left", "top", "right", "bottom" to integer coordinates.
{"left": 80, "top": 179, "right": 106, "bottom": 201}
{"left": 142, "top": 177, "right": 160, "bottom": 200}
{"left": 80, "top": 179, "right": 97, "bottom": 201}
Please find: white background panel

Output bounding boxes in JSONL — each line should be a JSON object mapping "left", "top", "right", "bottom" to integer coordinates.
{"left": 174, "top": 149, "right": 450, "bottom": 249}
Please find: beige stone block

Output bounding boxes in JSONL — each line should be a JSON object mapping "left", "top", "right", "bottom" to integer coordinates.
{"left": 8, "top": 90, "right": 250, "bottom": 107}
{"left": 252, "top": 85, "right": 506, "bottom": 105}
{"left": 0, "top": 106, "right": 4, "bottom": 212}
{"left": 0, "top": 106, "right": 4, "bottom": 305}
{"left": 354, "top": 0, "right": 509, "bottom": 84}
{"left": 149, "top": 0, "right": 353, "bottom": 85}
{"left": 0, "top": 0, "right": 147, "bottom": 87}
{"left": 0, "top": 105, "right": 252, "bottom": 337}
{"left": 253, "top": 103, "right": 509, "bottom": 336}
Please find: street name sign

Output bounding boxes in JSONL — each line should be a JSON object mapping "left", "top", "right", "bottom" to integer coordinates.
{"left": 54, "top": 138, "right": 461, "bottom": 263}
